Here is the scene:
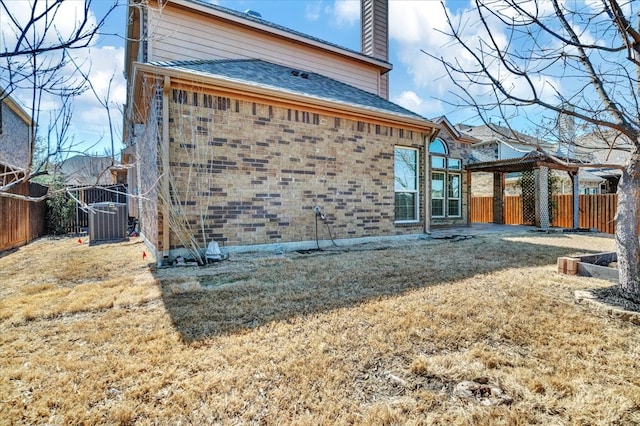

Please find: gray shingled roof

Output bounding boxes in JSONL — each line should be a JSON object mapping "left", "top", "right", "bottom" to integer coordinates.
{"left": 185, "top": 0, "right": 388, "bottom": 67}
{"left": 149, "top": 59, "right": 427, "bottom": 121}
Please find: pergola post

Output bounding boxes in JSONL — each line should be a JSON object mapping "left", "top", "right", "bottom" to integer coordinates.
{"left": 571, "top": 171, "right": 580, "bottom": 229}
{"left": 535, "top": 166, "right": 550, "bottom": 229}
{"left": 493, "top": 172, "right": 505, "bottom": 224}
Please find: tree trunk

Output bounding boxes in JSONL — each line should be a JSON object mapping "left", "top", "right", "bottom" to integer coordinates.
{"left": 615, "top": 152, "right": 640, "bottom": 303}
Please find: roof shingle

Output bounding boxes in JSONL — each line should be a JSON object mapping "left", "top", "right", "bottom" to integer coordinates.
{"left": 149, "top": 59, "right": 427, "bottom": 121}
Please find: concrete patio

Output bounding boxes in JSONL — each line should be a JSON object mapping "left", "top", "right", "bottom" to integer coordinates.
{"left": 430, "top": 223, "right": 542, "bottom": 239}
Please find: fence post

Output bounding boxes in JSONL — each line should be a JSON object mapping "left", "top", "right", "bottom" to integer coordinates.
{"left": 492, "top": 173, "right": 505, "bottom": 224}
{"left": 571, "top": 172, "right": 580, "bottom": 229}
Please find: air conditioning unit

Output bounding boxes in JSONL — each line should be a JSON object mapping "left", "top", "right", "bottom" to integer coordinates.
{"left": 88, "top": 202, "right": 128, "bottom": 245}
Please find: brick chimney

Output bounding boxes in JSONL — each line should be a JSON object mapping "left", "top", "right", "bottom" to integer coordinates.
{"left": 361, "top": 0, "right": 389, "bottom": 99}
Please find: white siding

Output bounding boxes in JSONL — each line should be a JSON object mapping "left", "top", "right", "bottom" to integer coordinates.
{"left": 146, "top": 7, "right": 383, "bottom": 96}
{"left": 499, "top": 143, "right": 529, "bottom": 159}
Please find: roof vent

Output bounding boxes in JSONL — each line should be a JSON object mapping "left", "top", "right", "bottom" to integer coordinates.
{"left": 291, "top": 70, "right": 300, "bottom": 76}
{"left": 244, "top": 9, "right": 262, "bottom": 18}
{"left": 301, "top": 72, "right": 309, "bottom": 79}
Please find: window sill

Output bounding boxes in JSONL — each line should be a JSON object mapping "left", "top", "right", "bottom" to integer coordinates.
{"left": 394, "top": 221, "right": 421, "bottom": 226}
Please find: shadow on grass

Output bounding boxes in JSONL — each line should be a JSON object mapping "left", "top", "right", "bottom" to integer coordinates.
{"left": 154, "top": 234, "right": 602, "bottom": 342}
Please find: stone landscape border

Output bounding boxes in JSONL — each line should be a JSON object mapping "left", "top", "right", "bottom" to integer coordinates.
{"left": 559, "top": 252, "right": 640, "bottom": 325}
{"left": 574, "top": 289, "right": 640, "bottom": 325}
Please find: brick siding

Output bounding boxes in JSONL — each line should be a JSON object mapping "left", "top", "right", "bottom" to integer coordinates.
{"left": 150, "top": 86, "right": 432, "bottom": 249}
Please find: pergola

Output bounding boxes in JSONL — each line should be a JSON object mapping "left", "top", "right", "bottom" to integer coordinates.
{"left": 466, "top": 150, "right": 584, "bottom": 229}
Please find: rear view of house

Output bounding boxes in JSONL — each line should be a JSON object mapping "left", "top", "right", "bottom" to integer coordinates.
{"left": 123, "top": 0, "right": 472, "bottom": 261}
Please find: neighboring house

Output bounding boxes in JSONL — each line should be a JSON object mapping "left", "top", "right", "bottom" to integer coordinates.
{"left": 123, "top": 0, "right": 474, "bottom": 259}
{"left": 573, "top": 130, "right": 632, "bottom": 194}
{"left": 57, "top": 155, "right": 117, "bottom": 186}
{"left": 459, "top": 123, "right": 604, "bottom": 196}
{"left": 0, "top": 88, "right": 34, "bottom": 185}
{"left": 0, "top": 89, "right": 43, "bottom": 252}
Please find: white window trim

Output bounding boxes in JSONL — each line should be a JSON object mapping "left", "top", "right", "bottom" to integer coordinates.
{"left": 394, "top": 147, "right": 420, "bottom": 223}
{"left": 430, "top": 153, "right": 463, "bottom": 219}
{"left": 447, "top": 173, "right": 462, "bottom": 218}
{"left": 431, "top": 171, "right": 446, "bottom": 218}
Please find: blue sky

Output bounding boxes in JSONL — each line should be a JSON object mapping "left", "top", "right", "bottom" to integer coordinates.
{"left": 1, "top": 0, "right": 508, "bottom": 158}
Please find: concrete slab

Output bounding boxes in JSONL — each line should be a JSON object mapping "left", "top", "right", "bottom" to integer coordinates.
{"left": 430, "top": 224, "right": 538, "bottom": 238}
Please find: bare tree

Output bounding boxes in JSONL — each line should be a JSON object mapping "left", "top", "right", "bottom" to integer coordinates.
{"left": 431, "top": 0, "right": 640, "bottom": 301}
{"left": 0, "top": 0, "right": 118, "bottom": 193}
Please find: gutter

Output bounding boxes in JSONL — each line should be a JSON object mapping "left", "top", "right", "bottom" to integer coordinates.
{"left": 133, "top": 62, "right": 438, "bottom": 133}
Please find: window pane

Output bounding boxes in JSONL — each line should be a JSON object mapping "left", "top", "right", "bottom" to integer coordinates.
{"left": 395, "top": 192, "right": 416, "bottom": 221}
{"left": 431, "top": 156, "right": 446, "bottom": 169}
{"left": 448, "top": 174, "right": 460, "bottom": 198}
{"left": 448, "top": 199, "right": 461, "bottom": 217}
{"left": 395, "top": 148, "right": 417, "bottom": 191}
{"left": 448, "top": 158, "right": 461, "bottom": 170}
{"left": 432, "top": 172, "right": 445, "bottom": 198}
{"left": 432, "top": 199, "right": 444, "bottom": 217}
{"left": 429, "top": 138, "right": 447, "bottom": 154}
{"left": 394, "top": 147, "right": 418, "bottom": 222}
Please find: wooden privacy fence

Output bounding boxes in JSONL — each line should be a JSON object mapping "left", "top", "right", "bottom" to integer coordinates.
{"left": 0, "top": 182, "right": 47, "bottom": 252}
{"left": 471, "top": 194, "right": 618, "bottom": 234}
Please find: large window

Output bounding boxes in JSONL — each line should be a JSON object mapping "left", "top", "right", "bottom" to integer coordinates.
{"left": 394, "top": 147, "right": 419, "bottom": 222}
{"left": 431, "top": 172, "right": 445, "bottom": 217}
{"left": 448, "top": 174, "right": 461, "bottom": 217}
{"left": 430, "top": 139, "right": 462, "bottom": 218}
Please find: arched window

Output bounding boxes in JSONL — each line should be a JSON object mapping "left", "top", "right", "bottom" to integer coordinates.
{"left": 430, "top": 138, "right": 462, "bottom": 218}
{"left": 429, "top": 138, "right": 448, "bottom": 155}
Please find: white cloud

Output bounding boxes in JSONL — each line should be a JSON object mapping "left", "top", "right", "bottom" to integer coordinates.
{"left": 306, "top": 2, "right": 323, "bottom": 21}
{"left": 392, "top": 90, "right": 444, "bottom": 118}
{"left": 332, "top": 0, "right": 359, "bottom": 26}
{"left": 1, "top": 1, "right": 125, "bottom": 156}
{"left": 389, "top": 1, "right": 450, "bottom": 46}
{"left": 394, "top": 91, "right": 423, "bottom": 112}
{"left": 389, "top": 0, "right": 564, "bottom": 119}
{"left": 0, "top": 1, "right": 99, "bottom": 52}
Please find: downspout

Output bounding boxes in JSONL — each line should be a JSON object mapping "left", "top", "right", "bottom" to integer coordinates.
{"left": 466, "top": 169, "right": 472, "bottom": 226}
{"left": 425, "top": 127, "right": 441, "bottom": 234}
{"left": 161, "top": 75, "right": 171, "bottom": 262}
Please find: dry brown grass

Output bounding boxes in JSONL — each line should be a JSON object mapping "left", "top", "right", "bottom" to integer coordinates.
{"left": 1, "top": 233, "right": 639, "bottom": 425}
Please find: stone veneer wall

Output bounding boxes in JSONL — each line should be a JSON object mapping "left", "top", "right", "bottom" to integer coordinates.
{"left": 163, "top": 87, "right": 429, "bottom": 249}
{"left": 0, "top": 100, "right": 31, "bottom": 170}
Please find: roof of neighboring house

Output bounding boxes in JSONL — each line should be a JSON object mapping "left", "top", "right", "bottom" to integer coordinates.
{"left": 144, "top": 59, "right": 428, "bottom": 123}
{"left": 575, "top": 131, "right": 632, "bottom": 165}
{"left": 457, "top": 123, "right": 554, "bottom": 150}
{"left": 58, "top": 155, "right": 115, "bottom": 186}
{"left": 576, "top": 168, "right": 606, "bottom": 183}
{"left": 434, "top": 116, "right": 479, "bottom": 145}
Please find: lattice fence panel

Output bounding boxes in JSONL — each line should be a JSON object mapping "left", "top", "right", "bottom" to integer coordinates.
{"left": 520, "top": 170, "right": 536, "bottom": 225}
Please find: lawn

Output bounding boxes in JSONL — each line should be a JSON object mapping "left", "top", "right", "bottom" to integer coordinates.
{"left": 1, "top": 232, "right": 639, "bottom": 425}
